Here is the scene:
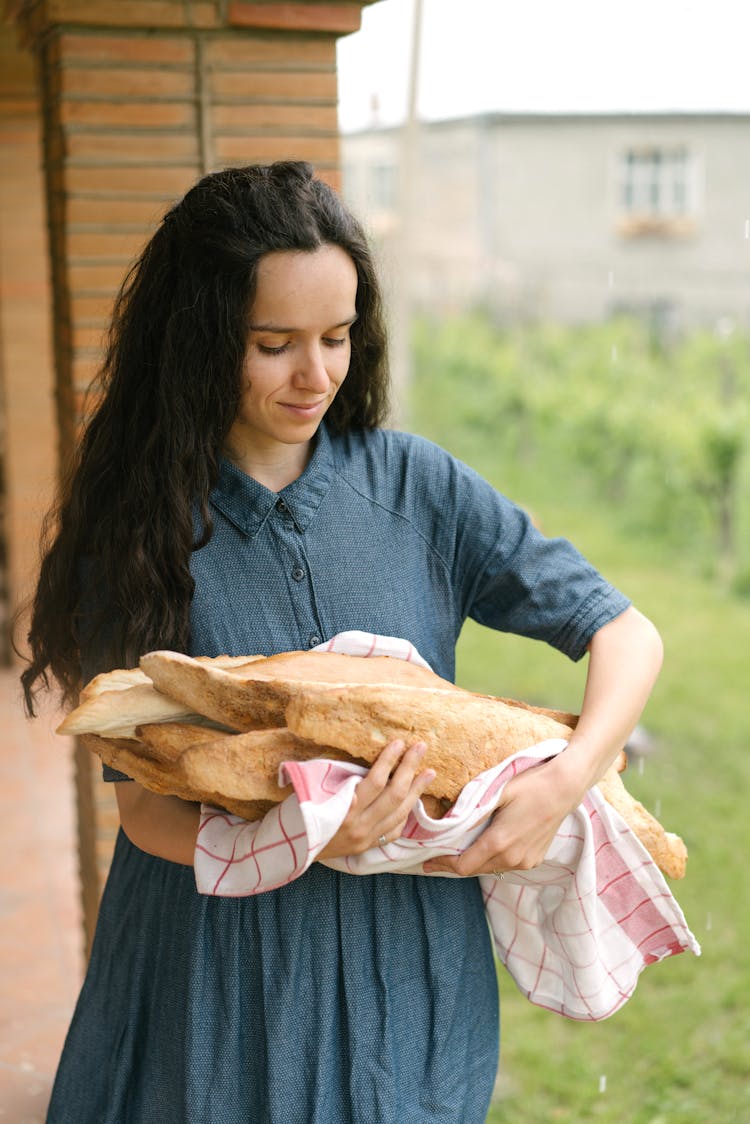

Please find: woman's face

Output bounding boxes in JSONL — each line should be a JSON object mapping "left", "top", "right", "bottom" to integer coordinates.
{"left": 227, "top": 244, "right": 358, "bottom": 473}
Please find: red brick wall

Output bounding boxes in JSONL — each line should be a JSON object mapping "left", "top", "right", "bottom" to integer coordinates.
{"left": 0, "top": 25, "right": 56, "bottom": 659}
{"left": 29, "top": 7, "right": 351, "bottom": 461}
{"left": 8, "top": 0, "right": 374, "bottom": 958}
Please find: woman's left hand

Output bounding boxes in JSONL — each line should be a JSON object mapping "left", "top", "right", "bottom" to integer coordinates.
{"left": 423, "top": 606, "right": 664, "bottom": 878}
{"left": 422, "top": 756, "right": 578, "bottom": 877}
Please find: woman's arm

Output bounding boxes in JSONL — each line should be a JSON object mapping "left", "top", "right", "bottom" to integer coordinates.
{"left": 115, "top": 782, "right": 201, "bottom": 866}
{"left": 552, "top": 604, "right": 664, "bottom": 795}
{"left": 423, "top": 605, "right": 664, "bottom": 877}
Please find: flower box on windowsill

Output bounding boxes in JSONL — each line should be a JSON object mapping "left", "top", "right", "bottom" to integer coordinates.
{"left": 616, "top": 214, "right": 697, "bottom": 240}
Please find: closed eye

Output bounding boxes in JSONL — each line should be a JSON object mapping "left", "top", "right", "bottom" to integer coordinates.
{"left": 323, "top": 336, "right": 348, "bottom": 348}
{"left": 257, "top": 342, "right": 290, "bottom": 355}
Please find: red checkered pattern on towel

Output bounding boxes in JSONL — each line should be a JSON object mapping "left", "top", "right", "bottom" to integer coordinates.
{"left": 193, "top": 631, "right": 700, "bottom": 1021}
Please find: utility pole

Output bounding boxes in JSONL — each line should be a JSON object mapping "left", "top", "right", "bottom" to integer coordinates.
{"left": 388, "top": 0, "right": 423, "bottom": 426}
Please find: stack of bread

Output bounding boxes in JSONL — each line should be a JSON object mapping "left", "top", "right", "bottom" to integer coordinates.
{"left": 58, "top": 648, "right": 688, "bottom": 879}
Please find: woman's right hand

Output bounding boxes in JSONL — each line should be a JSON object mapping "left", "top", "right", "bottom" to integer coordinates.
{"left": 317, "top": 740, "right": 435, "bottom": 860}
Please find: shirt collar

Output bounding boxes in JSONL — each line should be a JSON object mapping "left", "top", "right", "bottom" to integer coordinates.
{"left": 209, "top": 423, "right": 337, "bottom": 538}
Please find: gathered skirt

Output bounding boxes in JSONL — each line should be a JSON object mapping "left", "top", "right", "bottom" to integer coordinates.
{"left": 46, "top": 830, "right": 499, "bottom": 1124}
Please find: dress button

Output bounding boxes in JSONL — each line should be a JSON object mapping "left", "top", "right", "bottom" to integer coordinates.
{"left": 308, "top": 634, "right": 321, "bottom": 648}
{"left": 291, "top": 566, "right": 306, "bottom": 582}
{"left": 276, "top": 499, "right": 287, "bottom": 513}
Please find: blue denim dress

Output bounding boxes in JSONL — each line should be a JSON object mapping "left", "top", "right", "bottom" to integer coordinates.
{"left": 46, "top": 426, "right": 630, "bottom": 1124}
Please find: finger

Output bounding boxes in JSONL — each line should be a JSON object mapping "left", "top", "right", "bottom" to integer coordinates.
{"left": 353, "top": 739, "right": 408, "bottom": 808}
{"left": 381, "top": 741, "right": 430, "bottom": 802}
{"left": 423, "top": 856, "right": 499, "bottom": 876}
{"left": 368, "top": 746, "right": 433, "bottom": 829}
{"left": 344, "top": 743, "right": 433, "bottom": 854}
{"left": 358, "top": 740, "right": 426, "bottom": 813}
{"left": 423, "top": 832, "right": 502, "bottom": 876}
{"left": 422, "top": 856, "right": 460, "bottom": 875}
{"left": 370, "top": 766, "right": 437, "bottom": 844}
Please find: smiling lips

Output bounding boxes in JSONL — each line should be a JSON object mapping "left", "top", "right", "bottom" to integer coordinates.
{"left": 279, "top": 399, "right": 327, "bottom": 416}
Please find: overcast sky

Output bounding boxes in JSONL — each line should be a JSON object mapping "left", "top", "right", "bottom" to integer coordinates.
{"left": 337, "top": 0, "right": 750, "bottom": 131}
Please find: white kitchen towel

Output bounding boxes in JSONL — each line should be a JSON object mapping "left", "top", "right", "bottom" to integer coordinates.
{"left": 193, "top": 630, "right": 700, "bottom": 1021}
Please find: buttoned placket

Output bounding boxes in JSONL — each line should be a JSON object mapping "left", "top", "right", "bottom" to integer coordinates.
{"left": 274, "top": 498, "right": 323, "bottom": 649}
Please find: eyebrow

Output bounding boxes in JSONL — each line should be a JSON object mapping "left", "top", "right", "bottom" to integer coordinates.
{"left": 248, "top": 315, "right": 358, "bottom": 333}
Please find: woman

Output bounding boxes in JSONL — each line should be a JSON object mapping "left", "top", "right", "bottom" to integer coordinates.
{"left": 22, "top": 162, "right": 663, "bottom": 1123}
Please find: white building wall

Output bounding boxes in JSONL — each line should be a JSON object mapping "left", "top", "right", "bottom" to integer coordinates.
{"left": 342, "top": 112, "right": 750, "bottom": 333}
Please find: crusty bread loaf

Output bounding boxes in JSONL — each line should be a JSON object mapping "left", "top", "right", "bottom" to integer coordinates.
{"left": 596, "top": 764, "right": 687, "bottom": 880}
{"left": 490, "top": 695, "right": 578, "bottom": 730}
{"left": 285, "top": 682, "right": 574, "bottom": 803}
{"left": 81, "top": 732, "right": 278, "bottom": 822}
{"left": 79, "top": 654, "right": 260, "bottom": 702}
{"left": 81, "top": 732, "right": 200, "bottom": 802}
{"left": 80, "top": 667, "right": 150, "bottom": 700}
{"left": 285, "top": 682, "right": 687, "bottom": 877}
{"left": 68, "top": 650, "right": 687, "bottom": 878}
{"left": 180, "top": 729, "right": 323, "bottom": 802}
{"left": 57, "top": 685, "right": 207, "bottom": 739}
{"left": 139, "top": 648, "right": 463, "bottom": 731}
{"left": 59, "top": 654, "right": 262, "bottom": 739}
{"left": 87, "top": 725, "right": 451, "bottom": 821}
{"left": 135, "top": 722, "right": 224, "bottom": 763}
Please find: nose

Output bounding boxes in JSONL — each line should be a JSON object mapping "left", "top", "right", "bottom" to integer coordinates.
{"left": 295, "top": 343, "right": 330, "bottom": 392}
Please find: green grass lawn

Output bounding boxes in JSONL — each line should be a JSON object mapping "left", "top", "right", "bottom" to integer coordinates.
{"left": 406, "top": 376, "right": 749, "bottom": 1122}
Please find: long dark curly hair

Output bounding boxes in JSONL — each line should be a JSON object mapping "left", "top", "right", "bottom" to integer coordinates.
{"left": 19, "top": 161, "right": 390, "bottom": 714}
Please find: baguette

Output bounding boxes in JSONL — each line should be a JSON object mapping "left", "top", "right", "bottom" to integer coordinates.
{"left": 139, "top": 648, "right": 463, "bottom": 731}
{"left": 58, "top": 684, "right": 209, "bottom": 739}
{"left": 81, "top": 732, "right": 278, "bottom": 822}
{"left": 80, "top": 667, "right": 150, "bottom": 700}
{"left": 68, "top": 650, "right": 686, "bottom": 878}
{"left": 285, "top": 682, "right": 573, "bottom": 803}
{"left": 59, "top": 654, "right": 262, "bottom": 738}
{"left": 135, "top": 722, "right": 224, "bottom": 763}
{"left": 285, "top": 682, "right": 687, "bottom": 877}
{"left": 596, "top": 764, "right": 688, "bottom": 880}
{"left": 88, "top": 725, "right": 451, "bottom": 821}
{"left": 178, "top": 729, "right": 370, "bottom": 801}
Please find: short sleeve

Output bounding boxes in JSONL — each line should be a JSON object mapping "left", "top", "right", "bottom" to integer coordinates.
{"left": 422, "top": 448, "right": 631, "bottom": 660}
{"left": 466, "top": 512, "right": 631, "bottom": 660}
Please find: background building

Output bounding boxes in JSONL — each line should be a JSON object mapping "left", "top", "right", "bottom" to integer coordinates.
{"left": 343, "top": 111, "right": 750, "bottom": 336}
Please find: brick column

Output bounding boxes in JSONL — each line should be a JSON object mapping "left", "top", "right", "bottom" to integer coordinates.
{"left": 11, "top": 0, "right": 376, "bottom": 958}
{"left": 0, "top": 23, "right": 56, "bottom": 665}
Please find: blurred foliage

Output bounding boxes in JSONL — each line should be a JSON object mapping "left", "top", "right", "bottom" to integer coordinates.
{"left": 409, "top": 314, "right": 750, "bottom": 590}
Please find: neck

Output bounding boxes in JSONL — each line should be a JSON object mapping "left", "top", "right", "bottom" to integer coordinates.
{"left": 223, "top": 438, "right": 313, "bottom": 493}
